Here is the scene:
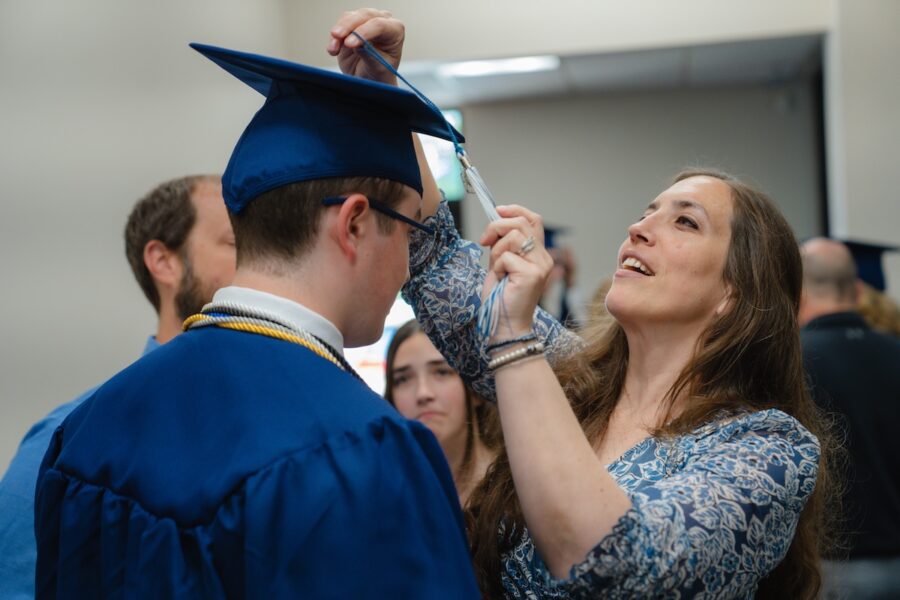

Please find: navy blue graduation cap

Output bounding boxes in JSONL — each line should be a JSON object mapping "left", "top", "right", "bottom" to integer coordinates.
{"left": 843, "top": 239, "right": 898, "bottom": 292}
{"left": 190, "top": 43, "right": 464, "bottom": 213}
{"left": 543, "top": 225, "right": 569, "bottom": 250}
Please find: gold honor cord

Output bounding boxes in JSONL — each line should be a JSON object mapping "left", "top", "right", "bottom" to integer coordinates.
{"left": 183, "top": 313, "right": 344, "bottom": 370}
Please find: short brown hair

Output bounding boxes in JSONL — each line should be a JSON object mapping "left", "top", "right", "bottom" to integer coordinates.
{"left": 229, "top": 176, "right": 408, "bottom": 268}
{"left": 124, "top": 175, "right": 215, "bottom": 312}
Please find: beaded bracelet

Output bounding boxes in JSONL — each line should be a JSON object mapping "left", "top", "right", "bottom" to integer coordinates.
{"left": 486, "top": 332, "right": 537, "bottom": 354}
{"left": 487, "top": 341, "right": 545, "bottom": 371}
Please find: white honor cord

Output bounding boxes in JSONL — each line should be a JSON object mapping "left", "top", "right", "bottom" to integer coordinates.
{"left": 459, "top": 154, "right": 511, "bottom": 340}
{"left": 459, "top": 152, "right": 501, "bottom": 223}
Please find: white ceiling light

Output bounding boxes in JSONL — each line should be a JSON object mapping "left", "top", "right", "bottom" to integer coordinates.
{"left": 437, "top": 55, "right": 560, "bottom": 78}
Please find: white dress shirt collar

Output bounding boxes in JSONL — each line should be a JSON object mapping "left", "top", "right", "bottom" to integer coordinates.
{"left": 211, "top": 286, "right": 344, "bottom": 355}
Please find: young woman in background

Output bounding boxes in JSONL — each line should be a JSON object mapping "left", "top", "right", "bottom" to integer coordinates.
{"left": 386, "top": 320, "right": 500, "bottom": 506}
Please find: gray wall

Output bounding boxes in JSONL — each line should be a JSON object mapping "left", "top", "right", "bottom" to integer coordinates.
{"left": 825, "top": 0, "right": 900, "bottom": 294}
{"left": 286, "top": 0, "right": 830, "bottom": 65}
{"left": 0, "top": 0, "right": 286, "bottom": 472}
{"left": 459, "top": 83, "right": 823, "bottom": 297}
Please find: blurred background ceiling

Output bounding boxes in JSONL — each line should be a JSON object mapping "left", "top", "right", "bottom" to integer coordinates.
{"left": 398, "top": 34, "right": 822, "bottom": 106}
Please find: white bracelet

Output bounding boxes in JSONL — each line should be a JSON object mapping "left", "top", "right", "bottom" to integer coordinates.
{"left": 487, "top": 341, "right": 545, "bottom": 371}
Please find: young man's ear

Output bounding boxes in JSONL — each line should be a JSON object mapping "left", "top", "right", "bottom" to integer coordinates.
{"left": 144, "top": 240, "right": 183, "bottom": 290}
{"left": 329, "top": 193, "right": 371, "bottom": 261}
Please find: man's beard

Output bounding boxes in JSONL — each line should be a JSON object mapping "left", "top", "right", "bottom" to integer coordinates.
{"left": 174, "top": 257, "right": 210, "bottom": 321}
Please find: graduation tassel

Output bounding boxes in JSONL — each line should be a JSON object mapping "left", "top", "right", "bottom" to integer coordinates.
{"left": 458, "top": 153, "right": 501, "bottom": 222}
{"left": 352, "top": 32, "right": 510, "bottom": 341}
{"left": 455, "top": 153, "right": 508, "bottom": 339}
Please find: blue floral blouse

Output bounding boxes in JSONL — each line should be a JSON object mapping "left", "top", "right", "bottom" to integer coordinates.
{"left": 401, "top": 201, "right": 820, "bottom": 598}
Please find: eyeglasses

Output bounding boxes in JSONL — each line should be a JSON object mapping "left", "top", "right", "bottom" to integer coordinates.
{"left": 321, "top": 196, "right": 434, "bottom": 235}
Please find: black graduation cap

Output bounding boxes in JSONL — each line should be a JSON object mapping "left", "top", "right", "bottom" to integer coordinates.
{"left": 190, "top": 43, "right": 464, "bottom": 213}
{"left": 843, "top": 239, "right": 898, "bottom": 292}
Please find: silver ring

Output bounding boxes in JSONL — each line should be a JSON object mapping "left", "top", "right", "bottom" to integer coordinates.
{"left": 519, "top": 235, "right": 536, "bottom": 256}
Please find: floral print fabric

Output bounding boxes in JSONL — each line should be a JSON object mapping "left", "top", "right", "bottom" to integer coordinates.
{"left": 402, "top": 201, "right": 578, "bottom": 401}
{"left": 500, "top": 410, "right": 818, "bottom": 598}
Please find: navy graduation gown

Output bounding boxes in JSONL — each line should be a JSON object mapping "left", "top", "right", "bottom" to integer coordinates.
{"left": 35, "top": 327, "right": 479, "bottom": 599}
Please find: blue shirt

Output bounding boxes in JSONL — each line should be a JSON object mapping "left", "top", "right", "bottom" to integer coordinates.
{"left": 35, "top": 325, "right": 478, "bottom": 598}
{"left": 0, "top": 337, "right": 160, "bottom": 600}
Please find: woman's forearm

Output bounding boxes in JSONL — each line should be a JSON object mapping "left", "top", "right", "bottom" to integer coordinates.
{"left": 403, "top": 202, "right": 581, "bottom": 401}
{"left": 494, "top": 354, "right": 631, "bottom": 578}
{"left": 413, "top": 134, "right": 442, "bottom": 219}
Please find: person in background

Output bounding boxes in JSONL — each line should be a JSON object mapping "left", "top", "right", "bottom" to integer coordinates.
{"left": 125, "top": 175, "right": 236, "bottom": 340}
{"left": 540, "top": 226, "right": 588, "bottom": 329}
{"left": 843, "top": 239, "right": 900, "bottom": 336}
{"left": 0, "top": 174, "right": 234, "bottom": 600}
{"left": 858, "top": 281, "right": 900, "bottom": 336}
{"left": 799, "top": 237, "right": 900, "bottom": 598}
{"left": 385, "top": 319, "right": 500, "bottom": 506}
{"left": 34, "top": 36, "right": 478, "bottom": 598}
{"left": 330, "top": 11, "right": 834, "bottom": 598}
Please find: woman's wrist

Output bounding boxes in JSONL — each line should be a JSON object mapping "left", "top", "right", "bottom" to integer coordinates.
{"left": 486, "top": 331, "right": 536, "bottom": 355}
{"left": 488, "top": 341, "right": 545, "bottom": 371}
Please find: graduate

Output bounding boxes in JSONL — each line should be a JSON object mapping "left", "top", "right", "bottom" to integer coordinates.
{"left": 34, "top": 42, "right": 479, "bottom": 598}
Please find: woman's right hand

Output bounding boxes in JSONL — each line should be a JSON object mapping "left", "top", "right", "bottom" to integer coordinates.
{"left": 326, "top": 8, "right": 404, "bottom": 86}
{"left": 479, "top": 205, "right": 554, "bottom": 343}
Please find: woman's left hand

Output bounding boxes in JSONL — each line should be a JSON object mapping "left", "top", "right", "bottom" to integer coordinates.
{"left": 480, "top": 205, "right": 554, "bottom": 341}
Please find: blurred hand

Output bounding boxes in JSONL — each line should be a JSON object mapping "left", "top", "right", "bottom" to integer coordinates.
{"left": 326, "top": 8, "right": 404, "bottom": 85}
{"left": 479, "top": 205, "right": 554, "bottom": 341}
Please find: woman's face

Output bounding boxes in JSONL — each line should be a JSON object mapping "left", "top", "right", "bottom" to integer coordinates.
{"left": 605, "top": 176, "right": 734, "bottom": 330}
{"left": 390, "top": 332, "right": 469, "bottom": 445}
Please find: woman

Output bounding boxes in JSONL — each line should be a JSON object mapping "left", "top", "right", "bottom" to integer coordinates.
{"left": 385, "top": 320, "right": 500, "bottom": 506}
{"left": 402, "top": 170, "right": 835, "bottom": 599}
{"left": 329, "top": 11, "right": 834, "bottom": 599}
{"left": 408, "top": 171, "right": 833, "bottom": 599}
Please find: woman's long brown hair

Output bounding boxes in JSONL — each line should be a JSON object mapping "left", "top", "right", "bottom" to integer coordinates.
{"left": 466, "top": 169, "right": 838, "bottom": 599}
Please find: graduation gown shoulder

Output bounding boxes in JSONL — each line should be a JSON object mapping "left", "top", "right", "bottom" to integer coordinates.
{"left": 35, "top": 327, "right": 478, "bottom": 599}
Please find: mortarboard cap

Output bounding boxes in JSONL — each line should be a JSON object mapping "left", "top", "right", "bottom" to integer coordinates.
{"left": 543, "top": 225, "right": 569, "bottom": 250}
{"left": 190, "top": 43, "right": 464, "bottom": 213}
{"left": 843, "top": 239, "right": 898, "bottom": 292}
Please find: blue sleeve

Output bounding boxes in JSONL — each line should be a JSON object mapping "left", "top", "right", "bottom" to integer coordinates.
{"left": 402, "top": 200, "right": 582, "bottom": 401}
{"left": 241, "top": 416, "right": 479, "bottom": 599}
{"left": 0, "top": 393, "right": 93, "bottom": 600}
{"left": 538, "top": 413, "right": 820, "bottom": 598}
